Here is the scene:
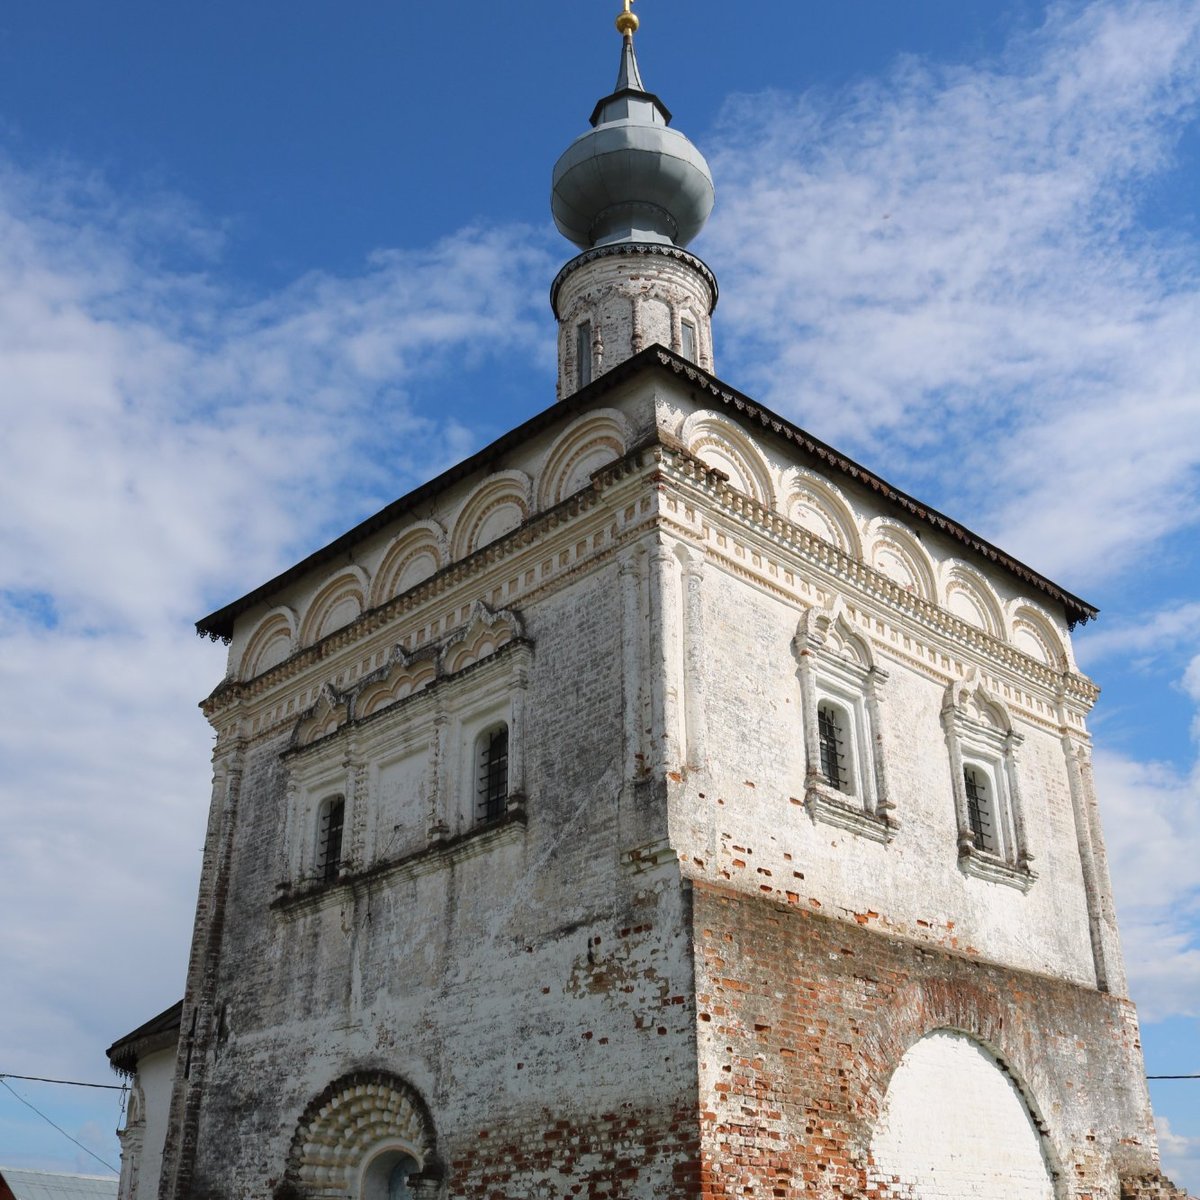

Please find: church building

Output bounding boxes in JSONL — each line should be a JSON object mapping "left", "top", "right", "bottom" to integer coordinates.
{"left": 109, "top": 8, "right": 1187, "bottom": 1198}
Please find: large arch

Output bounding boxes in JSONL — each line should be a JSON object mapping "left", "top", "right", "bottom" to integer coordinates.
{"left": 281, "top": 1070, "right": 442, "bottom": 1199}
{"left": 868, "top": 1030, "right": 1058, "bottom": 1199}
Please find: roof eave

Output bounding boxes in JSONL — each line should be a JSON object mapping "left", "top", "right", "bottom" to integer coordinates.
{"left": 194, "top": 346, "right": 1097, "bottom": 641}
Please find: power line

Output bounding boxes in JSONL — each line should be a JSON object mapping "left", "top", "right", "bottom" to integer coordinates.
{"left": 0, "top": 1077, "right": 119, "bottom": 1174}
{"left": 1147, "top": 1073, "right": 1200, "bottom": 1080}
{"left": 0, "top": 1072, "right": 125, "bottom": 1091}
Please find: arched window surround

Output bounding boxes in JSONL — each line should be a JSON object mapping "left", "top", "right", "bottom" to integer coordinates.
{"left": 942, "top": 670, "right": 1035, "bottom": 890}
{"left": 793, "top": 600, "right": 893, "bottom": 842}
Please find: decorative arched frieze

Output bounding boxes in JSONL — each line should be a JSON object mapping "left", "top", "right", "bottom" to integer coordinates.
{"left": 291, "top": 683, "right": 350, "bottom": 749}
{"left": 781, "top": 468, "right": 863, "bottom": 558}
{"left": 449, "top": 470, "right": 532, "bottom": 561}
{"left": 940, "top": 560, "right": 1005, "bottom": 638}
{"left": 793, "top": 598, "right": 892, "bottom": 840}
{"left": 680, "top": 410, "right": 776, "bottom": 509}
{"left": 1008, "top": 601, "right": 1070, "bottom": 670}
{"left": 281, "top": 1070, "right": 443, "bottom": 1199}
{"left": 941, "top": 668, "right": 1034, "bottom": 887}
{"left": 354, "top": 647, "right": 438, "bottom": 720}
{"left": 864, "top": 518, "right": 937, "bottom": 601}
{"left": 298, "top": 568, "right": 369, "bottom": 648}
{"left": 534, "top": 408, "right": 631, "bottom": 510}
{"left": 370, "top": 522, "right": 448, "bottom": 608}
{"left": 440, "top": 601, "right": 526, "bottom": 675}
{"left": 240, "top": 607, "right": 298, "bottom": 680}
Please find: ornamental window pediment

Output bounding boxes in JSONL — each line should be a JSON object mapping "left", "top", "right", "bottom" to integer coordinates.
{"left": 793, "top": 600, "right": 893, "bottom": 842}
{"left": 941, "top": 669, "right": 1035, "bottom": 890}
{"left": 279, "top": 605, "right": 532, "bottom": 896}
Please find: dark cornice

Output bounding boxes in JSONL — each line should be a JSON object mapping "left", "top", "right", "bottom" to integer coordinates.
{"left": 195, "top": 346, "right": 1097, "bottom": 641}
{"left": 106, "top": 999, "right": 184, "bottom": 1077}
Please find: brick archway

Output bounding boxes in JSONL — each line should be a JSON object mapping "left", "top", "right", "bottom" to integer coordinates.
{"left": 281, "top": 1071, "right": 443, "bottom": 1198}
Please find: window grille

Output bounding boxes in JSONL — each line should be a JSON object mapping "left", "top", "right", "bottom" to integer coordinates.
{"left": 963, "top": 766, "right": 996, "bottom": 854}
{"left": 681, "top": 320, "right": 697, "bottom": 362}
{"left": 577, "top": 322, "right": 592, "bottom": 388}
{"left": 478, "top": 725, "right": 509, "bottom": 821}
{"left": 817, "top": 702, "right": 850, "bottom": 793}
{"left": 317, "top": 797, "right": 345, "bottom": 883}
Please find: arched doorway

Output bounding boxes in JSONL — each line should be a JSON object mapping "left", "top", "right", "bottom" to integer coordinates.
{"left": 361, "top": 1147, "right": 420, "bottom": 1200}
{"left": 869, "top": 1030, "right": 1057, "bottom": 1198}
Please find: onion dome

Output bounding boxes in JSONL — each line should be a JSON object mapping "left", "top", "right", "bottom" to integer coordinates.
{"left": 551, "top": 9, "right": 715, "bottom": 251}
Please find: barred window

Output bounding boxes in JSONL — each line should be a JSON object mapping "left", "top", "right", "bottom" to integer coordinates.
{"left": 316, "top": 796, "right": 345, "bottom": 883}
{"left": 963, "top": 765, "right": 998, "bottom": 855}
{"left": 477, "top": 724, "right": 509, "bottom": 822}
{"left": 817, "top": 701, "right": 851, "bottom": 794}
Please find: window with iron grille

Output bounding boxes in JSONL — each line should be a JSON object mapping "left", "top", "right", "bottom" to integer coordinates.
{"left": 963, "top": 765, "right": 998, "bottom": 854}
{"left": 316, "top": 796, "right": 345, "bottom": 883}
{"left": 817, "top": 701, "right": 851, "bottom": 794}
{"left": 477, "top": 725, "right": 509, "bottom": 822}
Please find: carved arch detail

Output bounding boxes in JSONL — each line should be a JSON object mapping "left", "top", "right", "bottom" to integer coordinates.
{"left": 782, "top": 468, "right": 863, "bottom": 558}
{"left": 940, "top": 561, "right": 1005, "bottom": 638}
{"left": 370, "top": 521, "right": 448, "bottom": 608}
{"left": 240, "top": 607, "right": 298, "bottom": 680}
{"left": 1008, "top": 601, "right": 1070, "bottom": 670}
{"left": 680, "top": 410, "right": 776, "bottom": 509}
{"left": 449, "top": 470, "right": 532, "bottom": 561}
{"left": 282, "top": 1070, "right": 443, "bottom": 1198}
{"left": 298, "top": 568, "right": 369, "bottom": 648}
{"left": 794, "top": 597, "right": 874, "bottom": 670}
{"left": 535, "top": 408, "right": 631, "bottom": 510}
{"left": 354, "top": 647, "right": 438, "bottom": 721}
{"left": 864, "top": 518, "right": 937, "bottom": 601}
{"left": 440, "top": 602, "right": 526, "bottom": 675}
{"left": 943, "top": 668, "right": 1014, "bottom": 735}
{"left": 291, "top": 682, "right": 350, "bottom": 749}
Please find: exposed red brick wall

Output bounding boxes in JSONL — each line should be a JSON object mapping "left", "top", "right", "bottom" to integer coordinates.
{"left": 691, "top": 880, "right": 1173, "bottom": 1199}
{"left": 447, "top": 1104, "right": 702, "bottom": 1199}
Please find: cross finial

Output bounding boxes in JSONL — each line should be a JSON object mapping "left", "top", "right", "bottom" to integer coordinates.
{"left": 615, "top": 0, "right": 639, "bottom": 38}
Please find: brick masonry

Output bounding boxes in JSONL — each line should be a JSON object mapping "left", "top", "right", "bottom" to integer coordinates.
{"left": 135, "top": 361, "right": 1187, "bottom": 1199}
{"left": 692, "top": 879, "right": 1177, "bottom": 1199}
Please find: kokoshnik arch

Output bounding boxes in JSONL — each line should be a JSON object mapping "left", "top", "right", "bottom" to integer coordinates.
{"left": 106, "top": 6, "right": 1187, "bottom": 1198}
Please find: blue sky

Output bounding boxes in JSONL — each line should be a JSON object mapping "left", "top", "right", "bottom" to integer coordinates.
{"left": 0, "top": 0, "right": 1198, "bottom": 1188}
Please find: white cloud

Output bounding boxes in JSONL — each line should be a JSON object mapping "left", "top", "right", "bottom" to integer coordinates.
{"left": 0, "top": 146, "right": 555, "bottom": 1169}
{"left": 1077, "top": 600, "right": 1200, "bottom": 665}
{"left": 1095, "top": 746, "right": 1200, "bottom": 1021}
{"left": 703, "top": 0, "right": 1200, "bottom": 586}
{"left": 1156, "top": 1116, "right": 1200, "bottom": 1195}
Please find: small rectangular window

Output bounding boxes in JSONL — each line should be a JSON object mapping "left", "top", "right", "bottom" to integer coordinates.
{"left": 317, "top": 797, "right": 345, "bottom": 882}
{"left": 577, "top": 322, "right": 592, "bottom": 388}
{"left": 680, "top": 320, "right": 697, "bottom": 362}
{"left": 478, "top": 725, "right": 509, "bottom": 822}
{"left": 818, "top": 701, "right": 852, "bottom": 794}
{"left": 963, "top": 766, "right": 998, "bottom": 854}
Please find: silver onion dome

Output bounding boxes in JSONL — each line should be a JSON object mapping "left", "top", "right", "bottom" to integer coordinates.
{"left": 551, "top": 32, "right": 715, "bottom": 251}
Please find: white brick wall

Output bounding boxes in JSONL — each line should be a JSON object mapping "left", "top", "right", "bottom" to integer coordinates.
{"left": 869, "top": 1030, "right": 1056, "bottom": 1199}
